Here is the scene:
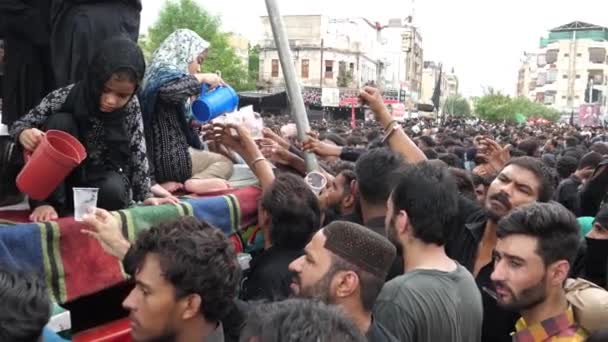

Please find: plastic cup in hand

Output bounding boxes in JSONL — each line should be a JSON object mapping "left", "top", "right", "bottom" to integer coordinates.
{"left": 73, "top": 187, "right": 99, "bottom": 221}
{"left": 305, "top": 171, "right": 327, "bottom": 196}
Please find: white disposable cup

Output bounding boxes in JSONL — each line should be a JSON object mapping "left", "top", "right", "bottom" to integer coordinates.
{"left": 305, "top": 171, "right": 327, "bottom": 196}
{"left": 73, "top": 187, "right": 99, "bottom": 221}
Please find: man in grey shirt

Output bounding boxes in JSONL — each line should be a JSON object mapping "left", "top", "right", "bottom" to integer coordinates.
{"left": 373, "top": 163, "right": 483, "bottom": 342}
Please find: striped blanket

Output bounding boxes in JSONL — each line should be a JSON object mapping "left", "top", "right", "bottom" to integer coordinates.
{"left": 0, "top": 186, "right": 262, "bottom": 304}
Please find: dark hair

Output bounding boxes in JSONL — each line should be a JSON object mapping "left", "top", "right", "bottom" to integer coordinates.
{"left": 565, "top": 136, "right": 579, "bottom": 148}
{"left": 497, "top": 202, "right": 580, "bottom": 266}
{"left": 449, "top": 168, "right": 476, "bottom": 200}
{"left": 0, "top": 268, "right": 50, "bottom": 342}
{"left": 355, "top": 148, "right": 403, "bottom": 205}
{"left": 239, "top": 299, "right": 366, "bottom": 342}
{"left": 327, "top": 255, "right": 385, "bottom": 312}
{"left": 589, "top": 142, "right": 608, "bottom": 156}
{"left": 422, "top": 148, "right": 438, "bottom": 159}
{"left": 438, "top": 153, "right": 464, "bottom": 169}
{"left": 391, "top": 162, "right": 459, "bottom": 245}
{"left": 131, "top": 217, "right": 240, "bottom": 322}
{"left": 112, "top": 67, "right": 139, "bottom": 84}
{"left": 556, "top": 156, "right": 578, "bottom": 179}
{"left": 418, "top": 135, "right": 436, "bottom": 147}
{"left": 504, "top": 156, "right": 555, "bottom": 202}
{"left": 472, "top": 173, "right": 494, "bottom": 187}
{"left": 261, "top": 173, "right": 321, "bottom": 249}
{"left": 577, "top": 151, "right": 602, "bottom": 170}
{"left": 517, "top": 139, "right": 539, "bottom": 157}
{"left": 340, "top": 170, "right": 357, "bottom": 195}
{"left": 322, "top": 221, "right": 396, "bottom": 311}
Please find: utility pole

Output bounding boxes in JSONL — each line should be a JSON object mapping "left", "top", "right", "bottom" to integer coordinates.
{"left": 265, "top": 0, "right": 318, "bottom": 171}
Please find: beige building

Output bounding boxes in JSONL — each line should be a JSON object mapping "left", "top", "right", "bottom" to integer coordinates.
{"left": 227, "top": 33, "right": 250, "bottom": 68}
{"left": 517, "top": 21, "right": 608, "bottom": 113}
{"left": 420, "top": 61, "right": 459, "bottom": 110}
{"left": 258, "top": 15, "right": 380, "bottom": 90}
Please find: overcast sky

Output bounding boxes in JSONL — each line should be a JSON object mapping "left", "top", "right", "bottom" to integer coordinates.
{"left": 141, "top": 0, "right": 608, "bottom": 97}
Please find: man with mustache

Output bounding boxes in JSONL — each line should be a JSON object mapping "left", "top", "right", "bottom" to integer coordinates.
{"left": 491, "top": 202, "right": 587, "bottom": 341}
{"left": 288, "top": 220, "right": 399, "bottom": 342}
{"left": 445, "top": 156, "right": 558, "bottom": 342}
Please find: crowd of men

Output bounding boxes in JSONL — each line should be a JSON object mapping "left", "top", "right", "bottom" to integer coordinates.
{"left": 2, "top": 85, "right": 608, "bottom": 342}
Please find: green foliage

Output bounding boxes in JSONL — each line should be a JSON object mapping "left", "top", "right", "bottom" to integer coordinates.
{"left": 474, "top": 91, "right": 560, "bottom": 123}
{"left": 337, "top": 62, "right": 354, "bottom": 88}
{"left": 143, "top": 0, "right": 254, "bottom": 91}
{"left": 442, "top": 95, "right": 472, "bottom": 117}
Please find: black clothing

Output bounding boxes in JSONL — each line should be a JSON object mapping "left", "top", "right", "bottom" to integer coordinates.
{"left": 50, "top": 0, "right": 141, "bottom": 87}
{"left": 29, "top": 112, "right": 130, "bottom": 213}
{"left": 556, "top": 174, "right": 582, "bottom": 213}
{"left": 584, "top": 237, "right": 608, "bottom": 289}
{"left": 366, "top": 317, "right": 399, "bottom": 342}
{"left": 445, "top": 198, "right": 595, "bottom": 342}
{"left": 364, "top": 216, "right": 403, "bottom": 281}
{"left": 0, "top": 0, "right": 54, "bottom": 125}
{"left": 241, "top": 247, "right": 302, "bottom": 301}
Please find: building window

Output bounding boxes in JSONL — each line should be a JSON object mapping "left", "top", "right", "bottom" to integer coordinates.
{"left": 349, "top": 63, "right": 355, "bottom": 73}
{"left": 576, "top": 74, "right": 581, "bottom": 79}
{"left": 325, "top": 60, "right": 334, "bottom": 79}
{"left": 562, "top": 96, "right": 567, "bottom": 99}
{"left": 563, "top": 74, "right": 568, "bottom": 79}
{"left": 564, "top": 53, "right": 569, "bottom": 57}
{"left": 577, "top": 53, "right": 582, "bottom": 57}
{"left": 271, "top": 59, "right": 279, "bottom": 77}
{"left": 301, "top": 59, "right": 309, "bottom": 78}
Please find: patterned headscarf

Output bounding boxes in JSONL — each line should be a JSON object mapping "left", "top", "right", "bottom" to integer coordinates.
{"left": 143, "top": 29, "right": 210, "bottom": 86}
{"left": 139, "top": 29, "right": 210, "bottom": 149}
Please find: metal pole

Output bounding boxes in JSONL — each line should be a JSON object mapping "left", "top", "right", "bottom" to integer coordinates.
{"left": 264, "top": 0, "right": 318, "bottom": 172}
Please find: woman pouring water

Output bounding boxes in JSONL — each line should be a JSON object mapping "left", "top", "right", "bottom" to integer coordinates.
{"left": 10, "top": 37, "right": 176, "bottom": 222}
{"left": 139, "top": 29, "right": 234, "bottom": 196}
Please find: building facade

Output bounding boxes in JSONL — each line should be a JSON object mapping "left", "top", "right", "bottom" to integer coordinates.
{"left": 258, "top": 15, "right": 379, "bottom": 90}
{"left": 517, "top": 21, "right": 608, "bottom": 113}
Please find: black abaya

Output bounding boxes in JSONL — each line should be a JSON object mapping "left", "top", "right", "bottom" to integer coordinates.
{"left": 0, "top": 0, "right": 55, "bottom": 126}
{"left": 50, "top": 0, "right": 142, "bottom": 87}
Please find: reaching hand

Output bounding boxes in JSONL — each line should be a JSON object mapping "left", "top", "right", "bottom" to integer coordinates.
{"left": 359, "top": 86, "right": 388, "bottom": 121}
{"left": 259, "top": 139, "right": 292, "bottom": 165}
{"left": 262, "top": 128, "right": 290, "bottom": 149}
{"left": 476, "top": 136, "right": 510, "bottom": 172}
{"left": 203, "top": 123, "right": 258, "bottom": 159}
{"left": 81, "top": 208, "right": 130, "bottom": 260}
{"left": 302, "top": 133, "right": 342, "bottom": 157}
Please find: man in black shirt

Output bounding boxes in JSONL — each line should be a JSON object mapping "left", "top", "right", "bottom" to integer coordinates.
{"left": 289, "top": 221, "right": 398, "bottom": 342}
{"left": 445, "top": 156, "right": 557, "bottom": 342}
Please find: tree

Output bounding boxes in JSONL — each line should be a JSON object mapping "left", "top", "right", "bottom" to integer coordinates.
{"left": 248, "top": 44, "right": 261, "bottom": 88}
{"left": 144, "top": 0, "right": 254, "bottom": 91}
{"left": 443, "top": 95, "right": 472, "bottom": 117}
{"left": 474, "top": 91, "right": 560, "bottom": 123}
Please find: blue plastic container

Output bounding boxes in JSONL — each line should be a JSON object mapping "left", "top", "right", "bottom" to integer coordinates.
{"left": 191, "top": 84, "right": 239, "bottom": 122}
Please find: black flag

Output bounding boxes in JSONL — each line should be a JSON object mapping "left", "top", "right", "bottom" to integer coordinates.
{"left": 431, "top": 64, "right": 442, "bottom": 113}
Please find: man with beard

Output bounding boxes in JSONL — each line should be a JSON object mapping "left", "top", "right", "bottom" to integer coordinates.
{"left": 319, "top": 169, "right": 357, "bottom": 225}
{"left": 373, "top": 162, "right": 483, "bottom": 342}
{"left": 445, "top": 156, "right": 560, "bottom": 342}
{"left": 288, "top": 220, "right": 399, "bottom": 342}
{"left": 85, "top": 213, "right": 240, "bottom": 342}
{"left": 491, "top": 202, "right": 587, "bottom": 341}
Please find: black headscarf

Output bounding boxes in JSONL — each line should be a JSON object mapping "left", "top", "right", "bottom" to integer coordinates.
{"left": 61, "top": 36, "right": 145, "bottom": 171}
